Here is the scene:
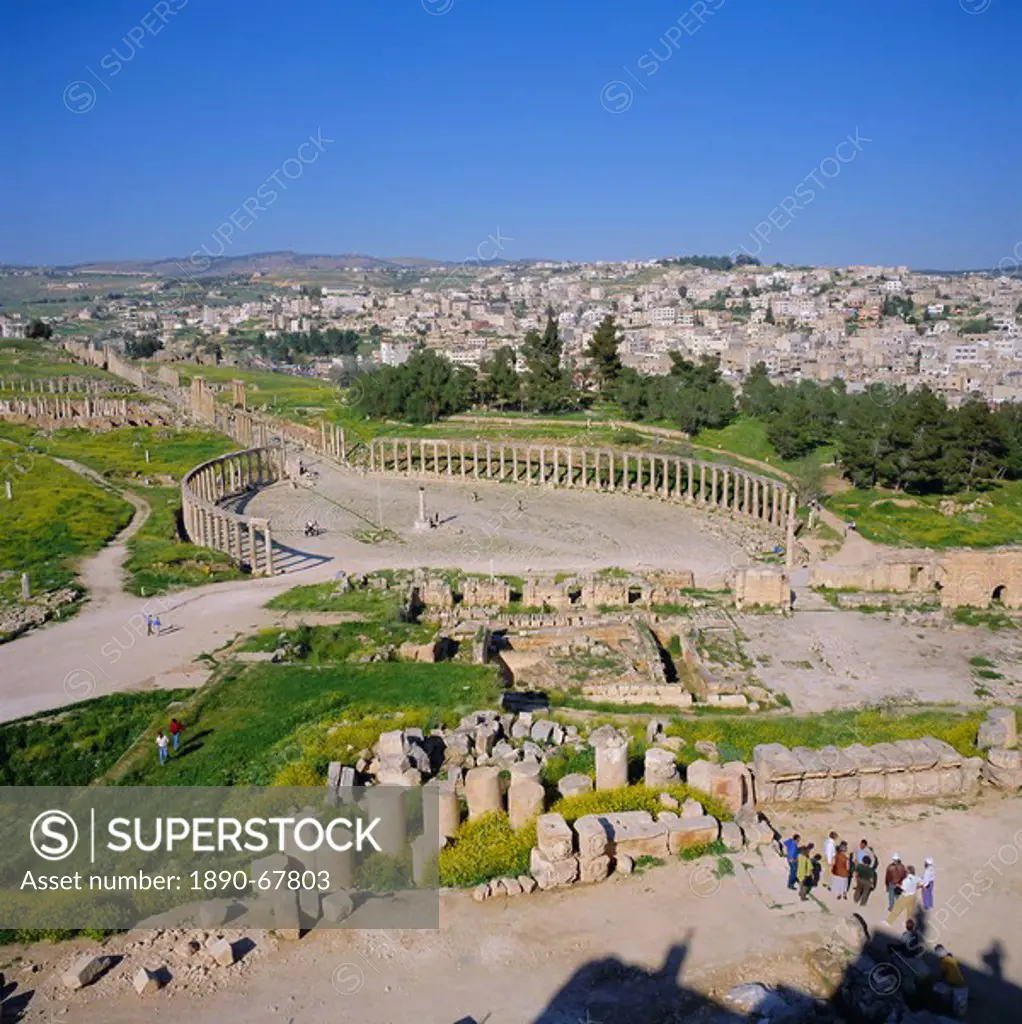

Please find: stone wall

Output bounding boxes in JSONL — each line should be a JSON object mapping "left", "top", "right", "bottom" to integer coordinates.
{"left": 751, "top": 738, "right": 982, "bottom": 805}
{"left": 734, "top": 566, "right": 792, "bottom": 611}
{"left": 810, "top": 550, "right": 1022, "bottom": 611}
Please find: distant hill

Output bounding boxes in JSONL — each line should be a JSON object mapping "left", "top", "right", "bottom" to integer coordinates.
{"left": 5, "top": 250, "right": 534, "bottom": 278}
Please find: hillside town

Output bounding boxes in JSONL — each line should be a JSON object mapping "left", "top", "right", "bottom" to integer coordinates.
{"left": 3, "top": 257, "right": 1022, "bottom": 405}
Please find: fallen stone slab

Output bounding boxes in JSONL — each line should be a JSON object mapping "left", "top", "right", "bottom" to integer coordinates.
{"left": 658, "top": 813, "right": 719, "bottom": 854}
{"left": 529, "top": 847, "right": 578, "bottom": 889}
{"left": 62, "top": 955, "right": 108, "bottom": 991}
{"left": 574, "top": 815, "right": 611, "bottom": 860}
{"left": 133, "top": 966, "right": 163, "bottom": 996}
{"left": 893, "top": 738, "right": 939, "bottom": 770}
{"left": 205, "top": 937, "right": 236, "bottom": 968}
{"left": 518, "top": 875, "right": 537, "bottom": 894}
{"left": 596, "top": 810, "right": 670, "bottom": 859}
{"left": 978, "top": 708, "right": 1018, "bottom": 751}
{"left": 720, "top": 821, "right": 744, "bottom": 851}
{"left": 536, "top": 813, "right": 574, "bottom": 861}
{"left": 752, "top": 743, "right": 803, "bottom": 783}
{"left": 557, "top": 772, "right": 593, "bottom": 798}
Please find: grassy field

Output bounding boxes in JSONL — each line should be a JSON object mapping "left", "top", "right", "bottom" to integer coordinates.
{"left": 828, "top": 482, "right": 1022, "bottom": 548}
{"left": 0, "top": 425, "right": 244, "bottom": 597}
{"left": 0, "top": 691, "right": 193, "bottom": 786}
{"left": 0, "top": 338, "right": 122, "bottom": 383}
{"left": 111, "top": 660, "right": 503, "bottom": 786}
{"left": 0, "top": 438, "right": 134, "bottom": 606}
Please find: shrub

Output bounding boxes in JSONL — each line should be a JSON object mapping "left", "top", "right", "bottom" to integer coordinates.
{"left": 550, "top": 784, "right": 731, "bottom": 824}
{"left": 272, "top": 761, "right": 324, "bottom": 786}
{"left": 438, "top": 812, "right": 536, "bottom": 888}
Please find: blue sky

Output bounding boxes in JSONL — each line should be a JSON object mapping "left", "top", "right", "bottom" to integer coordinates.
{"left": 1, "top": 0, "right": 1019, "bottom": 268}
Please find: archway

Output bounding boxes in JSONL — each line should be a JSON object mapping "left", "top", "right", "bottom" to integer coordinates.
{"left": 991, "top": 584, "right": 1006, "bottom": 605}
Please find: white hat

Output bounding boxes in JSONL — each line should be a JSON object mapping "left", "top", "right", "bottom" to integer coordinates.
{"left": 892, "top": 853, "right": 901, "bottom": 861}
{"left": 925, "top": 857, "right": 934, "bottom": 865}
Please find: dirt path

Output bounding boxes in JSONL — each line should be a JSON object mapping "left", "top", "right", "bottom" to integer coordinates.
{"left": 54, "top": 458, "right": 152, "bottom": 609}
{"left": 7, "top": 796, "right": 1020, "bottom": 1023}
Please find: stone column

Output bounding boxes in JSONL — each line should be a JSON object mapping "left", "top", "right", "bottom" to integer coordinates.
{"left": 447, "top": 441, "right": 453, "bottom": 477}
{"left": 724, "top": 469, "right": 731, "bottom": 509}
{"left": 744, "top": 473, "right": 751, "bottom": 515}
{"left": 460, "top": 442, "right": 466, "bottom": 479}
{"left": 512, "top": 446, "right": 519, "bottom": 482}
{"left": 711, "top": 466, "right": 718, "bottom": 506}
{"left": 700, "top": 464, "right": 708, "bottom": 503}
{"left": 248, "top": 522, "right": 257, "bottom": 568}
{"left": 786, "top": 492, "right": 796, "bottom": 569}
{"left": 567, "top": 446, "right": 573, "bottom": 487}
{"left": 425, "top": 779, "right": 461, "bottom": 843}
{"left": 622, "top": 452, "right": 629, "bottom": 491}
{"left": 499, "top": 444, "right": 506, "bottom": 480}
{"left": 508, "top": 775, "right": 545, "bottom": 830}
{"left": 772, "top": 485, "right": 780, "bottom": 525}
{"left": 485, "top": 442, "right": 492, "bottom": 480}
{"left": 580, "top": 448, "right": 587, "bottom": 488}
{"left": 687, "top": 461, "right": 694, "bottom": 500}
{"left": 591, "top": 729, "right": 628, "bottom": 791}
{"left": 473, "top": 443, "right": 480, "bottom": 479}
{"left": 465, "top": 766, "right": 502, "bottom": 820}
{"left": 662, "top": 458, "right": 670, "bottom": 498}
{"left": 607, "top": 450, "right": 615, "bottom": 491}
{"left": 263, "top": 525, "right": 274, "bottom": 576}
{"left": 539, "top": 446, "right": 546, "bottom": 486}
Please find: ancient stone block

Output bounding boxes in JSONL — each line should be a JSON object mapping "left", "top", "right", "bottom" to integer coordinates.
{"left": 574, "top": 815, "right": 611, "bottom": 860}
{"left": 579, "top": 855, "right": 611, "bottom": 884}
{"left": 792, "top": 746, "right": 830, "bottom": 778}
{"left": 754, "top": 781, "right": 776, "bottom": 803}
{"left": 983, "top": 747, "right": 1022, "bottom": 791}
{"left": 511, "top": 756, "right": 542, "bottom": 780}
{"left": 841, "top": 743, "right": 887, "bottom": 773}
{"left": 920, "top": 736, "right": 963, "bottom": 767}
{"left": 377, "top": 730, "right": 405, "bottom": 760}
{"left": 321, "top": 890, "right": 354, "bottom": 923}
{"left": 834, "top": 776, "right": 861, "bottom": 801}
{"left": 937, "top": 766, "right": 963, "bottom": 796}
{"left": 752, "top": 744, "right": 803, "bottom": 784}
{"left": 893, "top": 739, "right": 938, "bottom": 770}
{"left": 818, "top": 745, "right": 856, "bottom": 776}
{"left": 644, "top": 747, "right": 680, "bottom": 788}
{"left": 536, "top": 813, "right": 574, "bottom": 861}
{"left": 62, "top": 955, "right": 107, "bottom": 990}
{"left": 508, "top": 778, "right": 545, "bottom": 830}
{"left": 885, "top": 772, "right": 916, "bottom": 801}
{"left": 720, "top": 821, "right": 744, "bottom": 851}
{"left": 465, "top": 766, "right": 502, "bottom": 820}
{"left": 659, "top": 813, "right": 719, "bottom": 854}
{"left": 912, "top": 768, "right": 941, "bottom": 798}
{"left": 681, "top": 798, "right": 703, "bottom": 819}
{"left": 858, "top": 773, "right": 887, "bottom": 800}
{"left": 720, "top": 762, "right": 754, "bottom": 812}
{"left": 772, "top": 780, "right": 801, "bottom": 803}
{"left": 962, "top": 756, "right": 983, "bottom": 796}
{"left": 872, "top": 743, "right": 913, "bottom": 772}
{"left": 133, "top": 967, "right": 162, "bottom": 996}
{"left": 557, "top": 773, "right": 593, "bottom": 798}
{"left": 685, "top": 759, "right": 717, "bottom": 795}
{"left": 529, "top": 847, "right": 578, "bottom": 889}
{"left": 206, "top": 938, "right": 236, "bottom": 967}
{"left": 531, "top": 719, "right": 555, "bottom": 744}
{"left": 978, "top": 708, "right": 1018, "bottom": 751}
{"left": 594, "top": 741, "right": 628, "bottom": 791}
{"left": 799, "top": 776, "right": 835, "bottom": 802}
{"left": 598, "top": 811, "right": 670, "bottom": 859}
{"left": 518, "top": 875, "right": 537, "bottom": 894}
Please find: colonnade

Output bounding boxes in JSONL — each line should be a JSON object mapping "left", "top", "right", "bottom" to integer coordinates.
{"left": 367, "top": 438, "right": 794, "bottom": 530}
{"left": 180, "top": 445, "right": 283, "bottom": 575}
{"left": 0, "top": 396, "right": 132, "bottom": 420}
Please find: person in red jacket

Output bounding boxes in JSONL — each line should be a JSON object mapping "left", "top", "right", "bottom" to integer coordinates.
{"left": 169, "top": 717, "right": 184, "bottom": 753}
{"left": 885, "top": 853, "right": 908, "bottom": 911}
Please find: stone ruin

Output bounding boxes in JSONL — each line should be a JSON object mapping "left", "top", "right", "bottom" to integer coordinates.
{"left": 733, "top": 566, "right": 792, "bottom": 611}
{"left": 977, "top": 707, "right": 1021, "bottom": 791}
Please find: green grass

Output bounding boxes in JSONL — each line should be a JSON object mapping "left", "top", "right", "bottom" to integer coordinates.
{"left": 237, "top": 620, "right": 436, "bottom": 662}
{"left": 953, "top": 607, "right": 1018, "bottom": 631}
{"left": 0, "top": 439, "right": 134, "bottom": 607}
{"left": 662, "top": 707, "right": 989, "bottom": 763}
{"left": 112, "top": 660, "right": 503, "bottom": 786}
{"left": 0, "top": 691, "right": 193, "bottom": 786}
{"left": 266, "top": 581, "right": 407, "bottom": 619}
{"left": 827, "top": 482, "right": 1022, "bottom": 548}
{"left": 124, "top": 487, "right": 244, "bottom": 596}
{"left": 0, "top": 338, "right": 125, "bottom": 383}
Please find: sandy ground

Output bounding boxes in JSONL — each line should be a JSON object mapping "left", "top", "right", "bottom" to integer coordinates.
{"left": 736, "top": 609, "right": 1021, "bottom": 712}
{"left": 242, "top": 456, "right": 752, "bottom": 582}
{"left": 4, "top": 795, "right": 1020, "bottom": 1023}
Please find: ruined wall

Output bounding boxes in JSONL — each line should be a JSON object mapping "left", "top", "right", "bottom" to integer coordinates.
{"left": 734, "top": 567, "right": 791, "bottom": 610}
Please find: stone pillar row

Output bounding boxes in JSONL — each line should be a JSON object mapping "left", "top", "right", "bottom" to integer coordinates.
{"left": 365, "top": 439, "right": 791, "bottom": 528}
{"left": 181, "top": 446, "right": 281, "bottom": 577}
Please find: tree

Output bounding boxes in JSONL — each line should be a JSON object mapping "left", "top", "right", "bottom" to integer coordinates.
{"left": 124, "top": 334, "right": 163, "bottom": 359}
{"left": 739, "top": 362, "right": 779, "bottom": 418}
{"left": 584, "top": 314, "right": 623, "bottom": 391}
{"left": 521, "top": 314, "right": 571, "bottom": 413}
{"left": 26, "top": 319, "right": 52, "bottom": 339}
{"left": 765, "top": 304, "right": 775, "bottom": 325}
{"left": 478, "top": 346, "right": 521, "bottom": 409}
{"left": 356, "top": 349, "right": 474, "bottom": 423}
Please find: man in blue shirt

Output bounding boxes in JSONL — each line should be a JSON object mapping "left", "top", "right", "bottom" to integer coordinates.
{"left": 783, "top": 833, "right": 801, "bottom": 890}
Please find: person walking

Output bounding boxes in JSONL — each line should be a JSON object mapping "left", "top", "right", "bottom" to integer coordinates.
{"left": 156, "top": 730, "right": 169, "bottom": 765}
{"left": 832, "top": 842, "right": 852, "bottom": 900}
{"left": 886, "top": 864, "right": 921, "bottom": 925}
{"left": 796, "top": 846, "right": 814, "bottom": 901}
{"left": 921, "top": 857, "right": 936, "bottom": 911}
{"left": 145, "top": 614, "right": 153, "bottom": 637}
{"left": 885, "top": 853, "right": 907, "bottom": 911}
{"left": 783, "top": 832, "right": 801, "bottom": 890}
{"left": 152, "top": 615, "right": 162, "bottom": 636}
{"left": 169, "top": 717, "right": 183, "bottom": 753}
{"left": 854, "top": 838, "right": 877, "bottom": 868}
{"left": 823, "top": 831, "right": 838, "bottom": 890}
{"left": 853, "top": 854, "right": 878, "bottom": 907}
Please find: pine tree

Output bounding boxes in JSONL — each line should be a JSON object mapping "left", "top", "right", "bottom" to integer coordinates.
{"left": 584, "top": 314, "right": 623, "bottom": 391}
{"left": 522, "top": 314, "right": 570, "bottom": 412}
